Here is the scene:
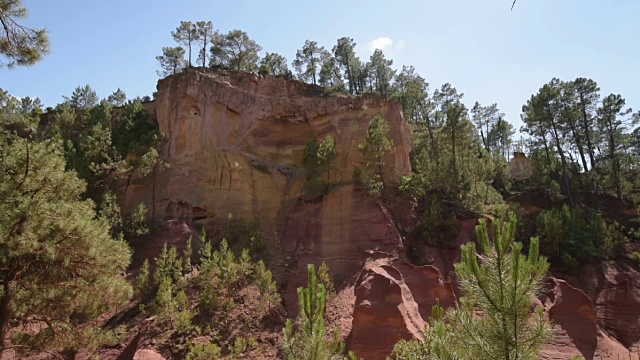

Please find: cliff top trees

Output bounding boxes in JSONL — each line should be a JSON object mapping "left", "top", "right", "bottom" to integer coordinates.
{"left": 259, "top": 52, "right": 290, "bottom": 77}
{"left": 195, "top": 20, "right": 214, "bottom": 67}
{"left": 368, "top": 49, "right": 395, "bottom": 96}
{"left": 333, "top": 37, "right": 360, "bottom": 94}
{"left": 210, "top": 29, "right": 262, "bottom": 72}
{"left": 293, "top": 40, "right": 326, "bottom": 85}
{"left": 171, "top": 21, "right": 197, "bottom": 67}
{"left": 0, "top": 0, "right": 49, "bottom": 68}
{"left": 156, "top": 46, "right": 186, "bottom": 77}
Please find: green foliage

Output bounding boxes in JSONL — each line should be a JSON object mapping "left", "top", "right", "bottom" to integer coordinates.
{"left": 536, "top": 205, "right": 628, "bottom": 267}
{"left": 171, "top": 21, "right": 197, "bottom": 66}
{"left": 0, "top": 129, "right": 132, "bottom": 351}
{"left": 318, "top": 135, "right": 337, "bottom": 180}
{"left": 185, "top": 342, "right": 222, "bottom": 360}
{"left": 389, "top": 301, "right": 459, "bottom": 360}
{"left": 416, "top": 196, "right": 459, "bottom": 248}
{"left": 259, "top": 52, "right": 291, "bottom": 77}
{"left": 157, "top": 46, "right": 186, "bottom": 77}
{"left": 631, "top": 252, "right": 640, "bottom": 267}
{"left": 125, "top": 202, "right": 150, "bottom": 237}
{"left": 0, "top": 0, "right": 50, "bottom": 68}
{"left": 154, "top": 277, "right": 195, "bottom": 334}
{"left": 392, "top": 216, "right": 552, "bottom": 359}
{"left": 183, "top": 236, "right": 193, "bottom": 273}
{"left": 154, "top": 243, "right": 184, "bottom": 286}
{"left": 252, "top": 162, "right": 269, "bottom": 173}
{"left": 227, "top": 215, "right": 265, "bottom": 254}
{"left": 99, "top": 190, "right": 123, "bottom": 237}
{"left": 303, "top": 139, "right": 320, "bottom": 176}
{"left": 134, "top": 259, "right": 151, "bottom": 297}
{"left": 317, "top": 262, "right": 336, "bottom": 298}
{"left": 229, "top": 336, "right": 258, "bottom": 358}
{"left": 112, "top": 99, "right": 158, "bottom": 159}
{"left": 303, "top": 136, "right": 338, "bottom": 195}
{"left": 67, "top": 84, "right": 99, "bottom": 109}
{"left": 282, "top": 264, "right": 357, "bottom": 360}
{"left": 254, "top": 260, "right": 280, "bottom": 311}
{"left": 293, "top": 40, "right": 327, "bottom": 85}
{"left": 332, "top": 37, "right": 361, "bottom": 95}
{"left": 358, "top": 115, "right": 393, "bottom": 197}
{"left": 199, "top": 239, "right": 255, "bottom": 314}
{"left": 210, "top": 29, "right": 262, "bottom": 72}
{"left": 368, "top": 49, "right": 396, "bottom": 96}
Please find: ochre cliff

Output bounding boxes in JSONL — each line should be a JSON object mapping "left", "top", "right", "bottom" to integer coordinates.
{"left": 122, "top": 68, "right": 411, "bottom": 231}
{"left": 119, "top": 69, "right": 640, "bottom": 360}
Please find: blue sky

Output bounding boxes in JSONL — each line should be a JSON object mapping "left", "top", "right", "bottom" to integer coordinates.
{"left": 4, "top": 0, "right": 639, "bottom": 131}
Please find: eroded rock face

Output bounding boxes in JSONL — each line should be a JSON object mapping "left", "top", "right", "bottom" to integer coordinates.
{"left": 540, "top": 278, "right": 633, "bottom": 360}
{"left": 509, "top": 151, "right": 530, "bottom": 180}
{"left": 122, "top": 69, "right": 411, "bottom": 234}
{"left": 347, "top": 255, "right": 456, "bottom": 360}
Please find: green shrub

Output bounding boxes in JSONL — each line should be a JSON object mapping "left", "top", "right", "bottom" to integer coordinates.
{"left": 229, "top": 336, "right": 257, "bottom": 358}
{"left": 536, "top": 205, "right": 628, "bottom": 267}
{"left": 417, "top": 197, "right": 459, "bottom": 247}
{"left": 186, "top": 342, "right": 222, "bottom": 360}
{"left": 227, "top": 216, "right": 265, "bottom": 254}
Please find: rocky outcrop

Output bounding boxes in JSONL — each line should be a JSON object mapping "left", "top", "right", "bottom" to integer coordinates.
{"left": 122, "top": 69, "right": 411, "bottom": 234}
{"left": 347, "top": 255, "right": 456, "bottom": 359}
{"left": 540, "top": 278, "right": 635, "bottom": 360}
{"left": 510, "top": 151, "right": 530, "bottom": 180}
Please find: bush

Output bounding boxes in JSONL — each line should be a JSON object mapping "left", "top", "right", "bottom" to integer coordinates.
{"left": 227, "top": 215, "right": 265, "bottom": 254}
{"left": 416, "top": 196, "right": 459, "bottom": 248}
{"left": 536, "top": 205, "right": 628, "bottom": 267}
{"left": 186, "top": 342, "right": 222, "bottom": 360}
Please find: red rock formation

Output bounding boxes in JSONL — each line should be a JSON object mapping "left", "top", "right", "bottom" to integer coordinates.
{"left": 122, "top": 69, "right": 411, "bottom": 235}
{"left": 347, "top": 255, "right": 456, "bottom": 359}
{"left": 115, "top": 69, "right": 640, "bottom": 359}
{"left": 540, "top": 278, "right": 635, "bottom": 360}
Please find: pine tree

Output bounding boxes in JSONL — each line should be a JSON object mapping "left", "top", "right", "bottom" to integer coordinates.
{"left": 0, "top": 0, "right": 50, "bottom": 68}
{"left": 282, "top": 264, "right": 358, "bottom": 360}
{"left": 254, "top": 260, "right": 280, "bottom": 311}
{"left": 171, "top": 21, "right": 197, "bottom": 67}
{"left": 451, "top": 216, "right": 552, "bottom": 359}
{"left": 156, "top": 46, "right": 186, "bottom": 77}
{"left": 390, "top": 216, "right": 552, "bottom": 360}
{"left": 317, "top": 262, "right": 336, "bottom": 298}
{"left": 154, "top": 243, "right": 183, "bottom": 285}
{"left": 134, "top": 259, "right": 151, "bottom": 297}
{"left": 358, "top": 115, "right": 394, "bottom": 196}
{"left": 183, "top": 236, "right": 193, "bottom": 273}
{"left": 317, "top": 135, "right": 337, "bottom": 180}
{"left": 0, "top": 129, "right": 132, "bottom": 352}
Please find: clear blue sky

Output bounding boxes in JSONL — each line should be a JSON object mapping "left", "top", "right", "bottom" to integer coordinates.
{"left": 4, "top": 0, "right": 639, "bottom": 131}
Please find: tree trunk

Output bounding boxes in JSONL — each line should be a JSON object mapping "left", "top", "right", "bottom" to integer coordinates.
{"left": 0, "top": 280, "right": 12, "bottom": 350}
{"left": 564, "top": 107, "right": 589, "bottom": 172}
{"left": 187, "top": 41, "right": 192, "bottom": 67}
{"left": 202, "top": 34, "right": 207, "bottom": 67}
{"left": 152, "top": 163, "right": 157, "bottom": 229}
{"left": 550, "top": 117, "right": 575, "bottom": 207}
{"left": 579, "top": 94, "right": 598, "bottom": 168}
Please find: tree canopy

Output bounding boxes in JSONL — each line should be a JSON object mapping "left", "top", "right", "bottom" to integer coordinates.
{"left": 0, "top": 0, "right": 49, "bottom": 68}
